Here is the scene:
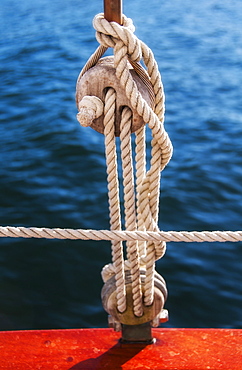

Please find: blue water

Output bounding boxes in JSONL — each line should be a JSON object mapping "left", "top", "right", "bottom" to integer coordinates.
{"left": 0, "top": 0, "right": 241, "bottom": 330}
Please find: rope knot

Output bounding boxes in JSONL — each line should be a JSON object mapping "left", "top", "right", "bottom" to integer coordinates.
{"left": 77, "top": 96, "right": 104, "bottom": 127}
{"left": 93, "top": 13, "right": 142, "bottom": 62}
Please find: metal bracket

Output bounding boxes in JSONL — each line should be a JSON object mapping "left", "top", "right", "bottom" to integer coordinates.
{"left": 121, "top": 322, "right": 154, "bottom": 344}
{"left": 121, "top": 309, "right": 168, "bottom": 343}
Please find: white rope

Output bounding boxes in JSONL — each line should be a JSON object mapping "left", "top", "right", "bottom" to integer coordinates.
{"left": 91, "top": 13, "right": 174, "bottom": 310}
{"left": 9, "top": 11, "right": 238, "bottom": 320}
{"left": 135, "top": 126, "right": 147, "bottom": 259}
{"left": 120, "top": 106, "right": 143, "bottom": 317}
{"left": 77, "top": 96, "right": 104, "bottom": 127}
{"left": 0, "top": 226, "right": 241, "bottom": 242}
{"left": 103, "top": 87, "right": 126, "bottom": 313}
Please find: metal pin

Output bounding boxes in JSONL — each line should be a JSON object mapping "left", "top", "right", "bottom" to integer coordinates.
{"left": 104, "top": 0, "right": 123, "bottom": 25}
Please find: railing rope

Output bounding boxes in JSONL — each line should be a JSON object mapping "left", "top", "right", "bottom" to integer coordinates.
{"left": 0, "top": 226, "right": 241, "bottom": 243}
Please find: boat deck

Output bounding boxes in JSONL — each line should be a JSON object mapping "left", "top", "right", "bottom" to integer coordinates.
{"left": 1, "top": 328, "right": 241, "bottom": 369}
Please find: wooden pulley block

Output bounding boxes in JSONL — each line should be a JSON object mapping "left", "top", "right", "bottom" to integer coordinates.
{"left": 101, "top": 269, "right": 168, "bottom": 326}
{"left": 76, "top": 56, "right": 154, "bottom": 136}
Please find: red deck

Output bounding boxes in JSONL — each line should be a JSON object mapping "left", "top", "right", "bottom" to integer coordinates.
{"left": 0, "top": 328, "right": 241, "bottom": 369}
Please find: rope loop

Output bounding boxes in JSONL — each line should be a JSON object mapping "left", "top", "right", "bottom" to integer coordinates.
{"left": 77, "top": 96, "right": 104, "bottom": 127}
{"left": 93, "top": 13, "right": 141, "bottom": 62}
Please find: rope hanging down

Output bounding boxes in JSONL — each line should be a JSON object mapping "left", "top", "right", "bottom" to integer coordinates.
{"left": 2, "top": 11, "right": 241, "bottom": 333}
{"left": 76, "top": 12, "right": 173, "bottom": 315}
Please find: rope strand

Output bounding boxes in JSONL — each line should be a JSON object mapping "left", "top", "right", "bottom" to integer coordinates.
{"left": 103, "top": 88, "right": 126, "bottom": 313}
{"left": 0, "top": 226, "right": 241, "bottom": 243}
{"left": 120, "top": 106, "right": 143, "bottom": 317}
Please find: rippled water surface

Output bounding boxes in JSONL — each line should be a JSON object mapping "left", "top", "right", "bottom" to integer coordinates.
{"left": 0, "top": 0, "right": 242, "bottom": 330}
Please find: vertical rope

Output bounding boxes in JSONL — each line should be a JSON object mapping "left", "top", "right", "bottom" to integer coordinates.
{"left": 120, "top": 106, "right": 143, "bottom": 317}
{"left": 143, "top": 142, "right": 159, "bottom": 306}
{"left": 139, "top": 41, "right": 167, "bottom": 305}
{"left": 103, "top": 88, "right": 126, "bottom": 313}
{"left": 80, "top": 13, "right": 173, "bottom": 317}
{"left": 140, "top": 41, "right": 164, "bottom": 121}
{"left": 135, "top": 126, "right": 147, "bottom": 261}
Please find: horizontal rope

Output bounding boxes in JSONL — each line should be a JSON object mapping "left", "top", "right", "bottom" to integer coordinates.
{"left": 0, "top": 226, "right": 241, "bottom": 243}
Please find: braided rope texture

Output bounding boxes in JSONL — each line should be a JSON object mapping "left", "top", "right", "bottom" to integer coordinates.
{"left": 0, "top": 226, "right": 241, "bottom": 242}
{"left": 120, "top": 106, "right": 143, "bottom": 316}
{"left": 92, "top": 13, "right": 173, "bottom": 307}
{"left": 76, "top": 13, "right": 242, "bottom": 314}
{"left": 103, "top": 88, "right": 126, "bottom": 313}
{"left": 93, "top": 13, "right": 173, "bottom": 170}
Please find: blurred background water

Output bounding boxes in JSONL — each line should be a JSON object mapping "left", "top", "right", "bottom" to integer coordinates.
{"left": 0, "top": 0, "right": 241, "bottom": 330}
